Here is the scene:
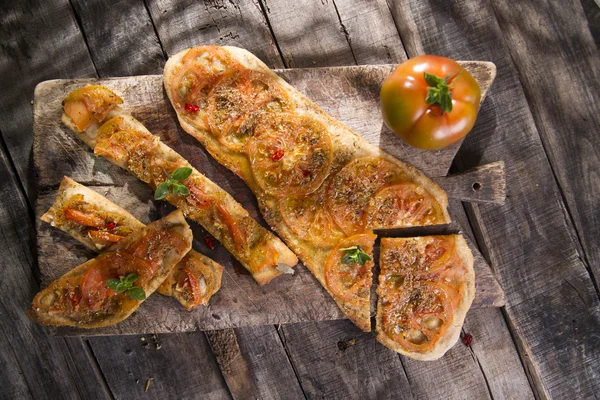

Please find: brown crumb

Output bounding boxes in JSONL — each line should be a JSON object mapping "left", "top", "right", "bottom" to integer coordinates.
{"left": 145, "top": 378, "right": 153, "bottom": 392}
{"left": 348, "top": 339, "right": 355, "bottom": 345}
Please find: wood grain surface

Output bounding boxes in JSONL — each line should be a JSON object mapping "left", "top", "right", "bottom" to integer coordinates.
{"left": 33, "top": 64, "right": 502, "bottom": 336}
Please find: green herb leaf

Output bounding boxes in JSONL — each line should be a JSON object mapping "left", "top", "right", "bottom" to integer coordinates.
{"left": 171, "top": 167, "right": 193, "bottom": 181}
{"left": 128, "top": 286, "right": 146, "bottom": 301}
{"left": 172, "top": 183, "right": 190, "bottom": 196}
{"left": 423, "top": 71, "right": 455, "bottom": 114}
{"left": 340, "top": 246, "right": 372, "bottom": 265}
{"left": 124, "top": 273, "right": 139, "bottom": 285}
{"left": 114, "top": 283, "right": 128, "bottom": 293}
{"left": 106, "top": 278, "right": 121, "bottom": 291}
{"left": 154, "top": 182, "right": 171, "bottom": 200}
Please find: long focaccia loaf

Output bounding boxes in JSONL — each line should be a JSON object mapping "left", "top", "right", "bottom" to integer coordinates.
{"left": 41, "top": 176, "right": 224, "bottom": 310}
{"left": 28, "top": 210, "right": 192, "bottom": 328}
{"left": 164, "top": 46, "right": 454, "bottom": 332}
{"left": 61, "top": 86, "right": 298, "bottom": 286}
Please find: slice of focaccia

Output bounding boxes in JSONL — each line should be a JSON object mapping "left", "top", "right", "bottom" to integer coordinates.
{"left": 376, "top": 235, "right": 475, "bottom": 360}
{"left": 61, "top": 86, "right": 298, "bottom": 286}
{"left": 163, "top": 46, "right": 454, "bottom": 331}
{"left": 41, "top": 176, "right": 223, "bottom": 310}
{"left": 28, "top": 210, "right": 192, "bottom": 328}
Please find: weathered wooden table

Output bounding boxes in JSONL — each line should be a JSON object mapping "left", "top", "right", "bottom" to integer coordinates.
{"left": 1, "top": 1, "right": 598, "bottom": 399}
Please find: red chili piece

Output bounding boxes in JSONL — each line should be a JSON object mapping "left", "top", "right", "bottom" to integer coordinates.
{"left": 271, "top": 149, "right": 285, "bottom": 161}
{"left": 462, "top": 333, "right": 473, "bottom": 347}
{"left": 185, "top": 103, "right": 200, "bottom": 113}
{"left": 204, "top": 236, "right": 215, "bottom": 250}
{"left": 106, "top": 221, "right": 116, "bottom": 230}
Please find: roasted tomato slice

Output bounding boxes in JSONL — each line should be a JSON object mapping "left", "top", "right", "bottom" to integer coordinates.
{"left": 175, "top": 267, "right": 204, "bottom": 309}
{"left": 279, "top": 192, "right": 344, "bottom": 247}
{"left": 326, "top": 157, "right": 408, "bottom": 235}
{"left": 365, "top": 183, "right": 445, "bottom": 229}
{"left": 381, "top": 236, "right": 456, "bottom": 279}
{"left": 324, "top": 234, "right": 376, "bottom": 304}
{"left": 124, "top": 229, "right": 190, "bottom": 273}
{"left": 380, "top": 281, "right": 455, "bottom": 352}
{"left": 88, "top": 230, "right": 125, "bottom": 248}
{"left": 248, "top": 113, "right": 332, "bottom": 197}
{"left": 171, "top": 46, "right": 240, "bottom": 130}
{"left": 64, "top": 209, "right": 106, "bottom": 228}
{"left": 207, "top": 70, "right": 292, "bottom": 151}
{"left": 63, "top": 86, "right": 123, "bottom": 131}
{"left": 80, "top": 251, "right": 150, "bottom": 311}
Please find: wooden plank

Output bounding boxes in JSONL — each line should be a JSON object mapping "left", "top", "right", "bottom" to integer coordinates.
{"left": 580, "top": 0, "right": 600, "bottom": 49}
{"left": 70, "top": 0, "right": 166, "bottom": 76}
{"left": 280, "top": 320, "right": 413, "bottom": 399}
{"left": 435, "top": 161, "right": 506, "bottom": 205}
{"left": 387, "top": 0, "right": 600, "bottom": 398}
{"left": 206, "top": 326, "right": 306, "bottom": 400}
{"left": 0, "top": 0, "right": 96, "bottom": 197}
{"left": 146, "top": 0, "right": 284, "bottom": 67}
{"left": 0, "top": 137, "right": 110, "bottom": 399}
{"left": 89, "top": 333, "right": 231, "bottom": 399}
{"left": 490, "top": 0, "right": 600, "bottom": 291}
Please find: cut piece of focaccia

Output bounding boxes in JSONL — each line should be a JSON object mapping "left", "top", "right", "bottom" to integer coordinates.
{"left": 41, "top": 176, "right": 223, "bottom": 310}
{"left": 28, "top": 210, "right": 192, "bottom": 328}
{"left": 163, "top": 46, "right": 453, "bottom": 331}
{"left": 61, "top": 86, "right": 298, "bottom": 286}
{"left": 377, "top": 235, "right": 475, "bottom": 360}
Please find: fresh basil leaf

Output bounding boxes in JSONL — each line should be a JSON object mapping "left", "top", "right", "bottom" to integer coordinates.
{"left": 424, "top": 72, "right": 443, "bottom": 87}
{"left": 106, "top": 278, "right": 121, "bottom": 291}
{"left": 128, "top": 286, "right": 146, "bottom": 301}
{"left": 124, "top": 273, "right": 139, "bottom": 285}
{"left": 172, "top": 183, "right": 189, "bottom": 196}
{"left": 114, "top": 283, "right": 128, "bottom": 293}
{"left": 171, "top": 167, "right": 193, "bottom": 181}
{"left": 341, "top": 252, "right": 354, "bottom": 264}
{"left": 340, "top": 245, "right": 371, "bottom": 265}
{"left": 154, "top": 182, "right": 171, "bottom": 200}
{"left": 356, "top": 251, "right": 372, "bottom": 265}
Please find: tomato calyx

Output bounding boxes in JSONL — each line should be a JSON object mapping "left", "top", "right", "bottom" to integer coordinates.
{"left": 424, "top": 72, "right": 457, "bottom": 114}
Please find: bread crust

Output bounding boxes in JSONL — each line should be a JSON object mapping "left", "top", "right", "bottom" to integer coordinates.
{"left": 28, "top": 210, "right": 192, "bottom": 328}
{"left": 376, "top": 235, "right": 475, "bottom": 360}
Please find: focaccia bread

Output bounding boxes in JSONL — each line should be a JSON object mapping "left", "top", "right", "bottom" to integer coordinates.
{"left": 376, "top": 235, "right": 475, "bottom": 360}
{"left": 61, "top": 86, "right": 298, "bottom": 286}
{"left": 163, "top": 46, "right": 452, "bottom": 331}
{"left": 41, "top": 176, "right": 223, "bottom": 310}
{"left": 28, "top": 210, "right": 192, "bottom": 328}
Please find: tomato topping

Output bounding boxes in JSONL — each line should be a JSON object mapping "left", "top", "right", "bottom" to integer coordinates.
{"left": 65, "top": 209, "right": 106, "bottom": 228}
{"left": 248, "top": 113, "right": 332, "bottom": 197}
{"left": 364, "top": 183, "right": 445, "bottom": 229}
{"left": 124, "top": 229, "right": 189, "bottom": 273}
{"left": 279, "top": 192, "right": 345, "bottom": 248}
{"left": 185, "top": 183, "right": 213, "bottom": 209}
{"left": 176, "top": 267, "right": 202, "bottom": 307}
{"left": 381, "top": 55, "right": 481, "bottom": 150}
{"left": 171, "top": 46, "right": 240, "bottom": 130}
{"left": 326, "top": 157, "right": 408, "bottom": 235}
{"left": 63, "top": 86, "right": 123, "bottom": 131}
{"left": 380, "top": 282, "right": 455, "bottom": 352}
{"left": 185, "top": 103, "right": 200, "bottom": 113}
{"left": 324, "top": 234, "right": 376, "bottom": 305}
{"left": 79, "top": 251, "right": 150, "bottom": 312}
{"left": 216, "top": 203, "right": 246, "bottom": 252}
{"left": 207, "top": 70, "right": 292, "bottom": 151}
{"left": 88, "top": 230, "right": 125, "bottom": 248}
{"left": 106, "top": 221, "right": 116, "bottom": 230}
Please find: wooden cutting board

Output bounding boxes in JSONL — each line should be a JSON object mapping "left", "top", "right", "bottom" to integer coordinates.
{"left": 33, "top": 64, "right": 504, "bottom": 336}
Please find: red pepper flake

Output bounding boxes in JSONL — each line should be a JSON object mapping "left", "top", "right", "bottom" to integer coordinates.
{"left": 204, "top": 235, "right": 215, "bottom": 250}
{"left": 271, "top": 149, "right": 285, "bottom": 161}
{"left": 106, "top": 221, "right": 116, "bottom": 230}
{"left": 185, "top": 103, "right": 200, "bottom": 113}
{"left": 462, "top": 333, "right": 473, "bottom": 347}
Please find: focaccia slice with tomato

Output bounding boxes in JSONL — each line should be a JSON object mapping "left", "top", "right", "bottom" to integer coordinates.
{"left": 27, "top": 210, "right": 192, "bottom": 328}
{"left": 61, "top": 86, "right": 298, "bottom": 286}
{"left": 163, "top": 46, "right": 452, "bottom": 331}
{"left": 41, "top": 176, "right": 223, "bottom": 310}
{"left": 376, "top": 235, "right": 475, "bottom": 360}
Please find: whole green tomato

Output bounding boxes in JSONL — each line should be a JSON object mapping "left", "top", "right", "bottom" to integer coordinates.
{"left": 381, "top": 55, "right": 481, "bottom": 150}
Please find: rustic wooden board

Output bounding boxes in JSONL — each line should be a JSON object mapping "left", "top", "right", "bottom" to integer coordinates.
{"left": 33, "top": 65, "right": 502, "bottom": 336}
